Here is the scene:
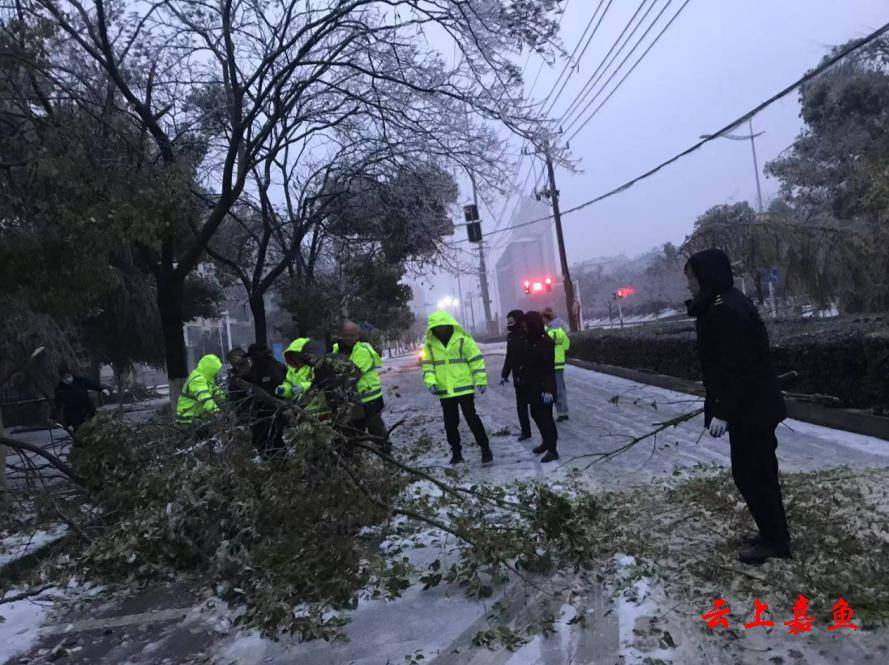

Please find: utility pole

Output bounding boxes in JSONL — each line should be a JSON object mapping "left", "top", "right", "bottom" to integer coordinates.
{"left": 544, "top": 147, "right": 580, "bottom": 332}
{"left": 748, "top": 118, "right": 764, "bottom": 214}
{"left": 468, "top": 173, "right": 495, "bottom": 335}
{"left": 700, "top": 120, "right": 765, "bottom": 214}
{"left": 456, "top": 272, "right": 465, "bottom": 322}
{"left": 463, "top": 102, "right": 495, "bottom": 336}
{"left": 467, "top": 291, "right": 477, "bottom": 332}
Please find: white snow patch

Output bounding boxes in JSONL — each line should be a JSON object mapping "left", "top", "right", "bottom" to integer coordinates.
{"left": 216, "top": 630, "right": 268, "bottom": 664}
{"left": 0, "top": 588, "right": 58, "bottom": 663}
{"left": 780, "top": 418, "right": 889, "bottom": 459}
{"left": 614, "top": 554, "right": 674, "bottom": 665}
{"left": 505, "top": 603, "right": 580, "bottom": 665}
{"left": 0, "top": 524, "right": 68, "bottom": 568}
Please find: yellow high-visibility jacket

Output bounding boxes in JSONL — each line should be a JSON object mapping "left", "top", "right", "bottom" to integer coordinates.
{"left": 333, "top": 341, "right": 383, "bottom": 404}
{"left": 421, "top": 311, "right": 486, "bottom": 399}
{"left": 546, "top": 325, "right": 570, "bottom": 371}
{"left": 278, "top": 338, "right": 314, "bottom": 399}
{"left": 176, "top": 354, "right": 224, "bottom": 424}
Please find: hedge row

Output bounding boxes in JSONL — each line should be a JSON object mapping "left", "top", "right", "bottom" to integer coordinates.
{"left": 568, "top": 316, "right": 889, "bottom": 413}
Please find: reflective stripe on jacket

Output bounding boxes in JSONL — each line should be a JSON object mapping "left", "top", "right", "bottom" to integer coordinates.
{"left": 546, "top": 325, "right": 570, "bottom": 371}
{"left": 333, "top": 341, "right": 383, "bottom": 404}
{"left": 176, "top": 354, "right": 224, "bottom": 424}
{"left": 421, "top": 310, "right": 486, "bottom": 399}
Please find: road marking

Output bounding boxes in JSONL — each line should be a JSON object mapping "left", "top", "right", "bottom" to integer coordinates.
{"left": 40, "top": 607, "right": 194, "bottom": 636}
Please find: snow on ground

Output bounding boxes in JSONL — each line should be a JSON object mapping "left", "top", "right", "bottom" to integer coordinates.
{"left": 8, "top": 347, "right": 889, "bottom": 665}
{"left": 388, "top": 346, "right": 889, "bottom": 491}
{"left": 0, "top": 589, "right": 55, "bottom": 663}
{"left": 204, "top": 350, "right": 889, "bottom": 664}
{"left": 0, "top": 525, "right": 68, "bottom": 569}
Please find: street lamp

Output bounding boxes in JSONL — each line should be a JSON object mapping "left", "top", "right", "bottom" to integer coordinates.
{"left": 701, "top": 118, "right": 765, "bottom": 213}
{"left": 436, "top": 295, "right": 459, "bottom": 310}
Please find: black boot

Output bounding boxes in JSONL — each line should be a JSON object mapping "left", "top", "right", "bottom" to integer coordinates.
{"left": 532, "top": 443, "right": 547, "bottom": 454}
{"left": 540, "top": 449, "right": 559, "bottom": 463}
{"left": 480, "top": 446, "right": 493, "bottom": 465}
{"left": 741, "top": 531, "right": 765, "bottom": 546}
{"left": 738, "top": 542, "right": 791, "bottom": 565}
{"left": 517, "top": 432, "right": 532, "bottom": 441}
{"left": 556, "top": 415, "right": 569, "bottom": 422}
{"left": 449, "top": 450, "right": 465, "bottom": 465}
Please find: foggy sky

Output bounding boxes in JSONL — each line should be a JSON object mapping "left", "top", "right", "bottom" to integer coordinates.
{"left": 423, "top": 0, "right": 889, "bottom": 320}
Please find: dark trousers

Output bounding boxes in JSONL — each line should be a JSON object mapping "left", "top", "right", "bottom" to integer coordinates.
{"left": 729, "top": 425, "right": 790, "bottom": 552}
{"left": 440, "top": 395, "right": 489, "bottom": 453}
{"left": 252, "top": 412, "right": 285, "bottom": 456}
{"left": 514, "top": 388, "right": 532, "bottom": 437}
{"left": 353, "top": 397, "right": 389, "bottom": 450}
{"left": 554, "top": 371, "right": 568, "bottom": 415}
{"left": 530, "top": 402, "right": 558, "bottom": 452}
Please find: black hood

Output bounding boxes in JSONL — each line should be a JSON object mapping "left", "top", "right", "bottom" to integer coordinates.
{"left": 685, "top": 249, "right": 734, "bottom": 316}
{"left": 687, "top": 249, "right": 733, "bottom": 291}
{"left": 506, "top": 309, "right": 524, "bottom": 333}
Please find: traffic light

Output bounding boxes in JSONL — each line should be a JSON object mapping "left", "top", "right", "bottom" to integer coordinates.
{"left": 523, "top": 277, "right": 554, "bottom": 295}
{"left": 463, "top": 204, "right": 481, "bottom": 242}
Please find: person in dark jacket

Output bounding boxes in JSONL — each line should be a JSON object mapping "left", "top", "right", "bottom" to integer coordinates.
{"left": 500, "top": 309, "right": 532, "bottom": 441}
{"left": 517, "top": 311, "right": 560, "bottom": 462}
{"left": 54, "top": 367, "right": 110, "bottom": 433}
{"left": 246, "top": 344, "right": 287, "bottom": 454}
{"left": 247, "top": 344, "right": 286, "bottom": 396}
{"left": 685, "top": 248, "right": 790, "bottom": 565}
{"left": 225, "top": 347, "right": 254, "bottom": 421}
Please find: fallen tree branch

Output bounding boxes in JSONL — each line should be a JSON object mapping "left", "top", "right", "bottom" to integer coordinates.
{"left": 350, "top": 439, "right": 535, "bottom": 516}
{"left": 0, "top": 436, "right": 83, "bottom": 486}
{"left": 567, "top": 408, "right": 705, "bottom": 469}
{"left": 0, "top": 584, "right": 56, "bottom": 605}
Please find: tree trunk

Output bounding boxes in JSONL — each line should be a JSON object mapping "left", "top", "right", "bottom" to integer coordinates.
{"left": 0, "top": 406, "right": 8, "bottom": 510}
{"left": 250, "top": 294, "right": 268, "bottom": 348}
{"left": 157, "top": 272, "right": 188, "bottom": 410}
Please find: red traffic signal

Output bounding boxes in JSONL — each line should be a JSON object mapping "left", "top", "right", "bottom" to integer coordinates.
{"left": 522, "top": 276, "right": 555, "bottom": 295}
{"left": 615, "top": 286, "right": 636, "bottom": 299}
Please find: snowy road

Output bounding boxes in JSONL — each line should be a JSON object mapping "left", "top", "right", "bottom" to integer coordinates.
{"left": 384, "top": 345, "right": 889, "bottom": 488}
{"left": 5, "top": 349, "right": 888, "bottom": 665}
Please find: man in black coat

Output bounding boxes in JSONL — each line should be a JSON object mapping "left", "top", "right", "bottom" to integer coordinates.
{"left": 500, "top": 309, "right": 532, "bottom": 441}
{"left": 518, "top": 311, "right": 559, "bottom": 462}
{"left": 54, "top": 367, "right": 110, "bottom": 433}
{"left": 685, "top": 248, "right": 791, "bottom": 565}
{"left": 246, "top": 344, "right": 288, "bottom": 454}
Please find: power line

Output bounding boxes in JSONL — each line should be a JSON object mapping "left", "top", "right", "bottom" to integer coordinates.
{"left": 483, "top": 2, "right": 573, "bottom": 242}
{"left": 562, "top": 0, "right": 684, "bottom": 136}
{"left": 543, "top": 0, "right": 615, "bottom": 116}
{"left": 567, "top": 0, "right": 694, "bottom": 141}
{"left": 558, "top": 0, "right": 655, "bottom": 124}
{"left": 538, "top": 1, "right": 606, "bottom": 113}
{"left": 447, "top": 19, "right": 889, "bottom": 245}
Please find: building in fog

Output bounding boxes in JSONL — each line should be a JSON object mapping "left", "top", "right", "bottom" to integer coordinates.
{"left": 494, "top": 197, "right": 559, "bottom": 326}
